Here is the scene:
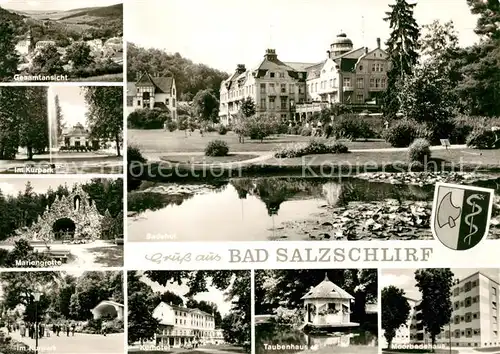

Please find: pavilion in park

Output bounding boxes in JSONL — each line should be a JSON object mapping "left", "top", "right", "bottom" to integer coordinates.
{"left": 301, "top": 273, "right": 360, "bottom": 328}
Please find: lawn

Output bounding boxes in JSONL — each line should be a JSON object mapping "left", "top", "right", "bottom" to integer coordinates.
{"left": 128, "top": 345, "right": 246, "bottom": 354}
{"left": 89, "top": 246, "right": 124, "bottom": 267}
{"left": 73, "top": 73, "right": 123, "bottom": 82}
{"left": 160, "top": 154, "right": 259, "bottom": 164}
{"left": 382, "top": 350, "right": 459, "bottom": 354}
{"left": 128, "top": 129, "right": 391, "bottom": 154}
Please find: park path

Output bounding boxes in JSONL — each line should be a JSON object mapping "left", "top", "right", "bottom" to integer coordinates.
{"left": 145, "top": 144, "right": 468, "bottom": 166}
{"left": 8, "top": 329, "right": 124, "bottom": 354}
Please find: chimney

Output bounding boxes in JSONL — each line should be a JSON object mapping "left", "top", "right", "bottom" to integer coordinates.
{"left": 326, "top": 50, "right": 331, "bottom": 58}
{"left": 265, "top": 48, "right": 278, "bottom": 61}
{"left": 377, "top": 38, "right": 381, "bottom": 49}
{"left": 236, "top": 64, "right": 246, "bottom": 74}
{"left": 365, "top": 47, "right": 368, "bottom": 54}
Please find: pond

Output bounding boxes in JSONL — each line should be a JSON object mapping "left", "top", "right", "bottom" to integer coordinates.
{"left": 255, "top": 323, "right": 377, "bottom": 354}
{"left": 127, "top": 175, "right": 500, "bottom": 242}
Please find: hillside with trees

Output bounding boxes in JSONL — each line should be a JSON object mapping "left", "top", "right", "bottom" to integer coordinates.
{"left": 127, "top": 43, "right": 229, "bottom": 101}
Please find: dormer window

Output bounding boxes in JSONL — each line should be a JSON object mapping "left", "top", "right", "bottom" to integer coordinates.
{"left": 270, "top": 72, "right": 275, "bottom": 78}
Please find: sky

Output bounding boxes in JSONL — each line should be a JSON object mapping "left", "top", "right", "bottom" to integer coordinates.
{"left": 126, "top": 0, "right": 480, "bottom": 73}
{"left": 0, "top": 0, "right": 121, "bottom": 11}
{"left": 0, "top": 177, "right": 100, "bottom": 197}
{"left": 141, "top": 273, "right": 235, "bottom": 317}
{"left": 381, "top": 268, "right": 500, "bottom": 301}
{"left": 51, "top": 86, "right": 88, "bottom": 128}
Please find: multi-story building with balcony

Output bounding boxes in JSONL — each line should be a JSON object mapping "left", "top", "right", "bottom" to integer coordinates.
{"left": 151, "top": 302, "right": 225, "bottom": 348}
{"left": 382, "top": 272, "right": 500, "bottom": 349}
{"left": 126, "top": 72, "right": 177, "bottom": 120}
{"left": 218, "top": 33, "right": 389, "bottom": 125}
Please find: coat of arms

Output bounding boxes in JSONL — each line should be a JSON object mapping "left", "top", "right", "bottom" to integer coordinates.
{"left": 431, "top": 182, "right": 494, "bottom": 250}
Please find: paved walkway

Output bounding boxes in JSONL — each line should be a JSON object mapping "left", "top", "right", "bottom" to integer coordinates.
{"left": 9, "top": 330, "right": 123, "bottom": 354}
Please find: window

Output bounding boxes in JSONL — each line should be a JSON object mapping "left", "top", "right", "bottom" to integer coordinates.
{"left": 289, "top": 84, "right": 294, "bottom": 93}
{"left": 465, "top": 312, "right": 472, "bottom": 322}
{"left": 279, "top": 72, "right": 285, "bottom": 78}
{"left": 454, "top": 315, "right": 460, "bottom": 324}
{"left": 375, "top": 78, "right": 381, "bottom": 88}
{"left": 357, "top": 94, "right": 364, "bottom": 103}
{"left": 269, "top": 83, "right": 275, "bottom": 93}
{"left": 454, "top": 287, "right": 460, "bottom": 296}
{"left": 474, "top": 329, "right": 480, "bottom": 336}
{"left": 493, "top": 301, "right": 498, "bottom": 310}
{"left": 473, "top": 313, "right": 479, "bottom": 319}
{"left": 494, "top": 316, "right": 498, "bottom": 325}
{"left": 281, "top": 97, "right": 288, "bottom": 110}
{"left": 465, "top": 297, "right": 472, "bottom": 307}
{"left": 299, "top": 86, "right": 304, "bottom": 94}
{"left": 465, "top": 282, "right": 472, "bottom": 292}
{"left": 493, "top": 287, "right": 498, "bottom": 296}
{"left": 260, "top": 98, "right": 266, "bottom": 109}
{"left": 260, "top": 83, "right": 266, "bottom": 94}
{"left": 381, "top": 78, "right": 386, "bottom": 88}
{"left": 270, "top": 72, "right": 275, "bottom": 78}
{"left": 280, "top": 114, "right": 287, "bottom": 119}
{"left": 460, "top": 301, "right": 464, "bottom": 307}
{"left": 370, "top": 78, "right": 375, "bottom": 88}
{"left": 343, "top": 77, "right": 351, "bottom": 87}
{"left": 357, "top": 78, "right": 364, "bottom": 89}
{"left": 166, "top": 98, "right": 169, "bottom": 105}
{"left": 137, "top": 99, "right": 141, "bottom": 106}
{"left": 372, "top": 64, "right": 375, "bottom": 72}
{"left": 359, "top": 65, "right": 363, "bottom": 71}
{"left": 455, "top": 330, "right": 460, "bottom": 338}
{"left": 269, "top": 97, "right": 275, "bottom": 110}
{"left": 281, "top": 84, "right": 286, "bottom": 93}
{"left": 472, "top": 280, "right": 478, "bottom": 287}
{"left": 454, "top": 301, "right": 460, "bottom": 310}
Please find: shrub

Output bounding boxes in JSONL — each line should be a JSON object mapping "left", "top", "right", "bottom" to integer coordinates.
{"left": 241, "top": 115, "right": 282, "bottom": 141}
{"left": 128, "top": 108, "right": 169, "bottom": 129}
{"left": 218, "top": 124, "right": 228, "bottom": 135}
{"left": 288, "top": 125, "right": 299, "bottom": 135}
{"left": 166, "top": 121, "right": 177, "bottom": 132}
{"left": 205, "top": 140, "right": 229, "bottom": 156}
{"left": 383, "top": 119, "right": 418, "bottom": 147}
{"left": 275, "top": 139, "right": 349, "bottom": 158}
{"left": 127, "top": 145, "right": 147, "bottom": 164}
{"left": 300, "top": 126, "right": 312, "bottom": 136}
{"left": 407, "top": 138, "right": 431, "bottom": 164}
{"left": 332, "top": 115, "right": 376, "bottom": 140}
{"left": 466, "top": 128, "right": 500, "bottom": 149}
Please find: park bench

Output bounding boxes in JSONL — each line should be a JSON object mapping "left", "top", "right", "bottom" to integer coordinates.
{"left": 43, "top": 250, "right": 71, "bottom": 263}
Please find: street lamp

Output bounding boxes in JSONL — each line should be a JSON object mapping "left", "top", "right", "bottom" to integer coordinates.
{"left": 33, "top": 291, "right": 42, "bottom": 354}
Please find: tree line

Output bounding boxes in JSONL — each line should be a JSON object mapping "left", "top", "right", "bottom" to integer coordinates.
{"left": 128, "top": 270, "right": 250, "bottom": 352}
{"left": 0, "top": 179, "right": 123, "bottom": 241}
{"left": 0, "top": 271, "right": 123, "bottom": 325}
{"left": 127, "top": 43, "right": 229, "bottom": 101}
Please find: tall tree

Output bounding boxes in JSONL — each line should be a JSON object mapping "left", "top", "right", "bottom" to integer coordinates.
{"left": 0, "top": 22, "right": 19, "bottom": 81}
{"left": 65, "top": 42, "right": 94, "bottom": 69}
{"left": 128, "top": 272, "right": 160, "bottom": 345}
{"left": 18, "top": 87, "right": 49, "bottom": 159}
{"left": 31, "top": 44, "right": 64, "bottom": 75}
{"left": 467, "top": 0, "right": 500, "bottom": 40}
{"left": 0, "top": 87, "right": 25, "bottom": 159}
{"left": 192, "top": 89, "right": 220, "bottom": 123}
{"left": 83, "top": 87, "right": 123, "bottom": 156}
{"left": 414, "top": 268, "right": 454, "bottom": 349}
{"left": 382, "top": 286, "right": 411, "bottom": 349}
{"left": 383, "top": 0, "right": 420, "bottom": 117}
{"left": 240, "top": 97, "right": 256, "bottom": 118}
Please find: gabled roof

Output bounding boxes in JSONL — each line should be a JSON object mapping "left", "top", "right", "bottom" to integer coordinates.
{"left": 63, "top": 123, "right": 88, "bottom": 137}
{"left": 93, "top": 300, "right": 124, "bottom": 309}
{"left": 136, "top": 72, "right": 174, "bottom": 94}
{"left": 283, "top": 62, "right": 317, "bottom": 72}
{"left": 301, "top": 274, "right": 355, "bottom": 300}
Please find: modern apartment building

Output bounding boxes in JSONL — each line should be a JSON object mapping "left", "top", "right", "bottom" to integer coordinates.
{"left": 218, "top": 32, "right": 388, "bottom": 125}
{"left": 126, "top": 72, "right": 177, "bottom": 120}
{"left": 382, "top": 272, "right": 500, "bottom": 349}
{"left": 151, "top": 302, "right": 225, "bottom": 348}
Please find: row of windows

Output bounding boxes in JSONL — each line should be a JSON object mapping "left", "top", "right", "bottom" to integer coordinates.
{"left": 174, "top": 318, "right": 214, "bottom": 327}
{"left": 136, "top": 87, "right": 176, "bottom": 96}
{"left": 307, "top": 77, "right": 386, "bottom": 92}
{"left": 260, "top": 96, "right": 289, "bottom": 110}
{"left": 222, "top": 83, "right": 306, "bottom": 101}
{"left": 453, "top": 281, "right": 498, "bottom": 296}
{"left": 135, "top": 98, "right": 176, "bottom": 108}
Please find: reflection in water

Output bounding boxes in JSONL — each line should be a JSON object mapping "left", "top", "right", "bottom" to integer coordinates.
{"left": 127, "top": 176, "right": 500, "bottom": 241}
{"left": 256, "top": 324, "right": 377, "bottom": 354}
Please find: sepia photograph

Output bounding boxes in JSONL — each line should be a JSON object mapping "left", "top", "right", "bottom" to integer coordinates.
{"left": 255, "top": 269, "right": 378, "bottom": 354}
{"left": 0, "top": 0, "right": 123, "bottom": 82}
{"left": 0, "top": 177, "right": 124, "bottom": 268}
{"left": 127, "top": 270, "right": 251, "bottom": 354}
{"left": 0, "top": 270, "right": 124, "bottom": 354}
{"left": 0, "top": 85, "right": 123, "bottom": 174}
{"left": 127, "top": 0, "right": 500, "bottom": 242}
{"left": 381, "top": 268, "right": 500, "bottom": 354}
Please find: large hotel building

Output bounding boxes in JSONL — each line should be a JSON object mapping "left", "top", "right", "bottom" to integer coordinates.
{"left": 383, "top": 272, "right": 500, "bottom": 349}
{"left": 218, "top": 33, "right": 389, "bottom": 125}
{"left": 151, "top": 302, "right": 225, "bottom": 348}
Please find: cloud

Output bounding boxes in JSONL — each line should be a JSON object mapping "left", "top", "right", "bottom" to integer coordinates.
{"left": 0, "top": 182, "right": 17, "bottom": 196}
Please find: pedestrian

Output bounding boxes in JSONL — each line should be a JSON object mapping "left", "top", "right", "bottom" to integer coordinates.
{"left": 163, "top": 121, "right": 167, "bottom": 131}
{"left": 101, "top": 321, "right": 108, "bottom": 337}
{"left": 66, "top": 324, "right": 70, "bottom": 337}
{"left": 71, "top": 323, "right": 75, "bottom": 336}
{"left": 325, "top": 123, "right": 333, "bottom": 139}
{"left": 384, "top": 120, "right": 389, "bottom": 130}
{"left": 199, "top": 128, "right": 204, "bottom": 137}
